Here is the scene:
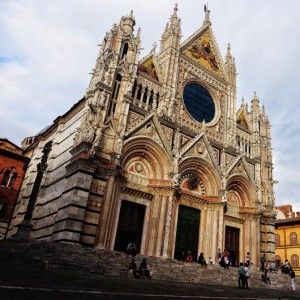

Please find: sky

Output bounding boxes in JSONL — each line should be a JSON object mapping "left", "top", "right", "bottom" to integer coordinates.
{"left": 0, "top": 0, "right": 300, "bottom": 211}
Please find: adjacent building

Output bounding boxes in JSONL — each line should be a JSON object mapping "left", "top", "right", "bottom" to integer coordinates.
{"left": 0, "top": 138, "right": 29, "bottom": 239}
{"left": 6, "top": 6, "right": 276, "bottom": 265}
{"left": 275, "top": 205, "right": 300, "bottom": 275}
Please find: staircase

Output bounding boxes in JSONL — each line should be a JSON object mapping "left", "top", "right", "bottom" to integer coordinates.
{"left": 0, "top": 239, "right": 291, "bottom": 290}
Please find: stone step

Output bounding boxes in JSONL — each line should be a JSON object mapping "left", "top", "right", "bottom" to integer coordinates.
{"left": 0, "top": 239, "right": 292, "bottom": 290}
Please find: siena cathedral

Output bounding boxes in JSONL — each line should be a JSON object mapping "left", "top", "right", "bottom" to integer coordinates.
{"left": 7, "top": 6, "right": 276, "bottom": 265}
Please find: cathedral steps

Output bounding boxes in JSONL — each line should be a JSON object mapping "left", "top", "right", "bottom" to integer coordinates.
{"left": 0, "top": 239, "right": 291, "bottom": 290}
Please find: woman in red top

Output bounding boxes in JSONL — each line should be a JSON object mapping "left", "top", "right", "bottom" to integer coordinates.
{"left": 186, "top": 250, "right": 193, "bottom": 262}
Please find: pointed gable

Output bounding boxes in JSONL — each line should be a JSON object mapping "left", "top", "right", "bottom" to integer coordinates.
{"left": 236, "top": 109, "right": 251, "bottom": 132}
{"left": 125, "top": 114, "right": 172, "bottom": 158}
{"left": 138, "top": 55, "right": 159, "bottom": 81}
{"left": 181, "top": 25, "right": 226, "bottom": 78}
{"left": 226, "top": 156, "right": 252, "bottom": 180}
{"left": 179, "top": 133, "right": 221, "bottom": 176}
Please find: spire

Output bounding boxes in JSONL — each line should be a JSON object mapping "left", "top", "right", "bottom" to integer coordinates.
{"left": 226, "top": 43, "right": 232, "bottom": 59}
{"left": 241, "top": 97, "right": 245, "bottom": 107}
{"left": 172, "top": 3, "right": 178, "bottom": 17}
{"left": 160, "top": 4, "right": 181, "bottom": 53}
{"left": 170, "top": 3, "right": 181, "bottom": 30}
{"left": 251, "top": 91, "right": 260, "bottom": 112}
{"left": 122, "top": 10, "right": 135, "bottom": 33}
{"left": 203, "top": 3, "right": 211, "bottom": 26}
{"left": 137, "top": 27, "right": 141, "bottom": 38}
{"left": 151, "top": 41, "right": 157, "bottom": 54}
{"left": 225, "top": 42, "right": 236, "bottom": 85}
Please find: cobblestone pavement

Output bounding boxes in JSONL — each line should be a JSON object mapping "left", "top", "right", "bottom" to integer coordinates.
{"left": 0, "top": 268, "right": 299, "bottom": 300}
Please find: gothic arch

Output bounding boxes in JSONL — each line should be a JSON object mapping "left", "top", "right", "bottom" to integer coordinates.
{"left": 121, "top": 136, "right": 171, "bottom": 180}
{"left": 226, "top": 175, "right": 256, "bottom": 208}
{"left": 178, "top": 156, "right": 221, "bottom": 195}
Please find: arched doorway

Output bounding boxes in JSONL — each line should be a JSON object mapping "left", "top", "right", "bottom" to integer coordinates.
{"left": 114, "top": 136, "right": 171, "bottom": 255}
{"left": 225, "top": 175, "right": 255, "bottom": 265}
{"left": 174, "top": 205, "right": 200, "bottom": 261}
{"left": 114, "top": 200, "right": 146, "bottom": 253}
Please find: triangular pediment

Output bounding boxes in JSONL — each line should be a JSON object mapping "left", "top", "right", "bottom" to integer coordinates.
{"left": 236, "top": 108, "right": 251, "bottom": 132}
{"left": 226, "top": 156, "right": 252, "bottom": 180}
{"left": 181, "top": 25, "right": 226, "bottom": 78}
{"left": 124, "top": 114, "right": 172, "bottom": 158}
{"left": 138, "top": 55, "right": 161, "bottom": 82}
{"left": 179, "top": 133, "right": 221, "bottom": 176}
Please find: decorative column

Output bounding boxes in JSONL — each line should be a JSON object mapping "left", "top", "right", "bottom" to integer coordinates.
{"left": 161, "top": 191, "right": 175, "bottom": 257}
{"left": 95, "top": 169, "right": 117, "bottom": 248}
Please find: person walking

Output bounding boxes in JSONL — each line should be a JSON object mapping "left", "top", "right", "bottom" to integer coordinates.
{"left": 290, "top": 268, "right": 296, "bottom": 291}
{"left": 238, "top": 262, "right": 245, "bottom": 288}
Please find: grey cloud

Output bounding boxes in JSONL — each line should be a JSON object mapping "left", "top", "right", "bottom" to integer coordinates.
{"left": 0, "top": 0, "right": 299, "bottom": 210}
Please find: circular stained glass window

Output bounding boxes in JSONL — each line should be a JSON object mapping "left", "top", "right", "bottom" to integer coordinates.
{"left": 183, "top": 83, "right": 215, "bottom": 123}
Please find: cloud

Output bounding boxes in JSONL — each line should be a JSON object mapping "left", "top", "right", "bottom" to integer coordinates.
{"left": 0, "top": 0, "right": 300, "bottom": 210}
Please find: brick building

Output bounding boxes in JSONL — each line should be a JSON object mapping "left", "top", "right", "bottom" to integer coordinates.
{"left": 0, "top": 138, "right": 29, "bottom": 239}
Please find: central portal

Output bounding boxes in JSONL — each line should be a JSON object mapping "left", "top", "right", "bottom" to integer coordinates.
{"left": 175, "top": 205, "right": 200, "bottom": 261}
{"left": 225, "top": 225, "right": 240, "bottom": 266}
{"left": 114, "top": 200, "right": 145, "bottom": 253}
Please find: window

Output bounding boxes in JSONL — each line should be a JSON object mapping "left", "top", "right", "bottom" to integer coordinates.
{"left": 0, "top": 202, "right": 7, "bottom": 219}
{"left": 291, "top": 254, "right": 299, "bottom": 268}
{"left": 183, "top": 83, "right": 215, "bottom": 123}
{"left": 275, "top": 234, "right": 280, "bottom": 246}
{"left": 290, "top": 232, "right": 298, "bottom": 245}
{"left": 1, "top": 168, "right": 16, "bottom": 188}
{"left": 108, "top": 74, "right": 122, "bottom": 116}
{"left": 121, "top": 42, "right": 128, "bottom": 59}
{"left": 1, "top": 170, "right": 10, "bottom": 186}
{"left": 275, "top": 255, "right": 281, "bottom": 268}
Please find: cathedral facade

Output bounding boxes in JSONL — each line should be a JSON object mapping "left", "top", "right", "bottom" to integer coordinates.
{"left": 7, "top": 7, "right": 276, "bottom": 265}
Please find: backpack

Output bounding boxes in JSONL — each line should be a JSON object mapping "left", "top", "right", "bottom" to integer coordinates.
{"left": 239, "top": 266, "right": 245, "bottom": 276}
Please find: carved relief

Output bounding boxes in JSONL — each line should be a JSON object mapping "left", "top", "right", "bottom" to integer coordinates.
{"left": 126, "top": 111, "right": 144, "bottom": 131}
{"left": 182, "top": 30, "right": 222, "bottom": 76}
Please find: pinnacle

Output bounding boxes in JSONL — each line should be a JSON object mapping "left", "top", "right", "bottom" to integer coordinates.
{"left": 174, "top": 3, "right": 178, "bottom": 13}
{"left": 227, "top": 43, "right": 231, "bottom": 55}
{"left": 171, "top": 3, "right": 179, "bottom": 21}
{"left": 203, "top": 3, "right": 211, "bottom": 25}
{"left": 253, "top": 91, "right": 259, "bottom": 100}
{"left": 129, "top": 10, "right": 134, "bottom": 19}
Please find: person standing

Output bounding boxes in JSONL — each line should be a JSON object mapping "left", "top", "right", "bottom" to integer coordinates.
{"left": 290, "top": 269, "right": 296, "bottom": 291}
{"left": 223, "top": 249, "right": 230, "bottom": 269}
{"left": 260, "top": 253, "right": 266, "bottom": 271}
{"left": 216, "top": 248, "right": 222, "bottom": 265}
{"left": 244, "top": 263, "right": 250, "bottom": 289}
{"left": 245, "top": 252, "right": 251, "bottom": 267}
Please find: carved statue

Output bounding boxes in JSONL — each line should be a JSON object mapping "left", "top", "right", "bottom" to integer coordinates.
{"left": 74, "top": 99, "right": 104, "bottom": 149}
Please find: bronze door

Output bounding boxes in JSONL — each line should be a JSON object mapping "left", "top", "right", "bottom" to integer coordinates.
{"left": 114, "top": 200, "right": 145, "bottom": 253}
{"left": 175, "top": 205, "right": 200, "bottom": 261}
{"left": 225, "top": 225, "right": 240, "bottom": 266}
